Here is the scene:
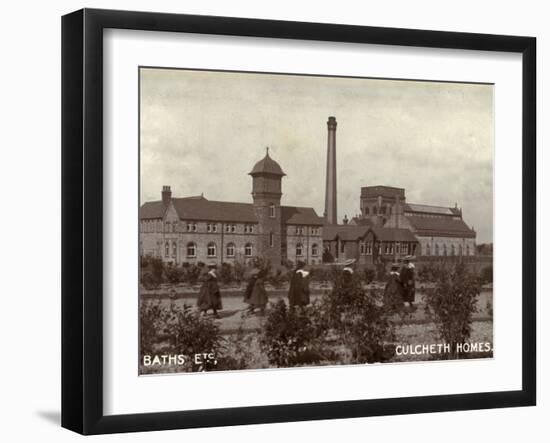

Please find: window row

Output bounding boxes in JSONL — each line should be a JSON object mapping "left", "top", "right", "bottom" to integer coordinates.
{"left": 357, "top": 241, "right": 414, "bottom": 256}
{"left": 293, "top": 226, "right": 322, "bottom": 236}
{"left": 165, "top": 242, "right": 255, "bottom": 258}
{"left": 424, "top": 243, "right": 471, "bottom": 256}
{"left": 363, "top": 206, "right": 392, "bottom": 216}
{"left": 141, "top": 220, "right": 256, "bottom": 234}
{"left": 294, "top": 243, "right": 319, "bottom": 257}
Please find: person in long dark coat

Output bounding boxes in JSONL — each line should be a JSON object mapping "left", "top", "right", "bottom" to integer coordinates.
{"left": 245, "top": 269, "right": 268, "bottom": 314}
{"left": 384, "top": 263, "right": 404, "bottom": 310}
{"left": 399, "top": 257, "right": 416, "bottom": 307}
{"left": 288, "top": 262, "right": 310, "bottom": 307}
{"left": 197, "top": 266, "right": 222, "bottom": 317}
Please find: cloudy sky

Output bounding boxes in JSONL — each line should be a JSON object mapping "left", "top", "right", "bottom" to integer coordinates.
{"left": 140, "top": 68, "right": 493, "bottom": 243}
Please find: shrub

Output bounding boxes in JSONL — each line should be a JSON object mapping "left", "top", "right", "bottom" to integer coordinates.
{"left": 424, "top": 262, "right": 481, "bottom": 358}
{"left": 164, "top": 303, "right": 223, "bottom": 372}
{"left": 480, "top": 265, "right": 493, "bottom": 284}
{"left": 363, "top": 268, "right": 376, "bottom": 284}
{"left": 220, "top": 262, "right": 234, "bottom": 284}
{"left": 150, "top": 256, "right": 165, "bottom": 283}
{"left": 322, "top": 249, "right": 334, "bottom": 263}
{"left": 260, "top": 300, "right": 329, "bottom": 367}
{"left": 183, "top": 264, "right": 202, "bottom": 285}
{"left": 165, "top": 263, "right": 184, "bottom": 284}
{"left": 139, "top": 300, "right": 170, "bottom": 356}
{"left": 267, "top": 268, "right": 287, "bottom": 288}
{"left": 321, "top": 271, "right": 396, "bottom": 363}
{"left": 233, "top": 260, "right": 246, "bottom": 283}
{"left": 140, "top": 271, "right": 160, "bottom": 290}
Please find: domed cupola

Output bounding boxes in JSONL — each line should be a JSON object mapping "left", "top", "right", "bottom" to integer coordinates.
{"left": 249, "top": 147, "right": 286, "bottom": 177}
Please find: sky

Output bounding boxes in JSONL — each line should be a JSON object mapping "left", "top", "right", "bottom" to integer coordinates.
{"left": 140, "top": 68, "right": 494, "bottom": 243}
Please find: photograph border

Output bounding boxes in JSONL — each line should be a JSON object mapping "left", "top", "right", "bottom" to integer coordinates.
{"left": 61, "top": 8, "right": 536, "bottom": 435}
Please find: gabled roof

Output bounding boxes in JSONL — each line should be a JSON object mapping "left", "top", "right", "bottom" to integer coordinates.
{"left": 140, "top": 196, "right": 323, "bottom": 225}
{"left": 249, "top": 151, "right": 286, "bottom": 176}
{"left": 139, "top": 201, "right": 167, "bottom": 219}
{"left": 371, "top": 226, "right": 419, "bottom": 242}
{"left": 322, "top": 225, "right": 370, "bottom": 241}
{"left": 404, "top": 203, "right": 461, "bottom": 216}
{"left": 406, "top": 215, "right": 475, "bottom": 238}
{"left": 281, "top": 206, "right": 324, "bottom": 226}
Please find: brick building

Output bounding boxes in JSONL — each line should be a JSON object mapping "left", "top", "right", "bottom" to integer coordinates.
{"left": 139, "top": 150, "right": 324, "bottom": 266}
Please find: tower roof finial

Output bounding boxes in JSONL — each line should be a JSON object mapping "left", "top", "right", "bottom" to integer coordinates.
{"left": 266, "top": 146, "right": 269, "bottom": 156}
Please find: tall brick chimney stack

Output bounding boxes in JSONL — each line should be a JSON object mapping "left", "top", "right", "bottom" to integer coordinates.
{"left": 324, "top": 116, "right": 338, "bottom": 225}
{"left": 162, "top": 185, "right": 172, "bottom": 206}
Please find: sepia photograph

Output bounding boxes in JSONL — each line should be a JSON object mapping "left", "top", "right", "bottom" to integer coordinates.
{"left": 138, "top": 67, "right": 494, "bottom": 375}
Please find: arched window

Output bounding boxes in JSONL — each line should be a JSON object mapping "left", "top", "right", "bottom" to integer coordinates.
{"left": 186, "top": 242, "right": 196, "bottom": 258}
{"left": 165, "top": 241, "right": 170, "bottom": 257}
{"left": 165, "top": 221, "right": 170, "bottom": 232}
{"left": 207, "top": 242, "right": 217, "bottom": 257}
{"left": 269, "top": 204, "right": 276, "bottom": 218}
{"left": 226, "top": 243, "right": 235, "bottom": 257}
{"left": 172, "top": 221, "right": 178, "bottom": 232}
{"left": 244, "top": 243, "right": 253, "bottom": 257}
{"left": 311, "top": 243, "right": 319, "bottom": 257}
{"left": 459, "top": 245, "right": 463, "bottom": 256}
{"left": 426, "top": 244, "right": 431, "bottom": 256}
{"left": 172, "top": 241, "right": 177, "bottom": 258}
{"left": 466, "top": 245, "right": 470, "bottom": 256}
{"left": 443, "top": 244, "right": 448, "bottom": 256}
{"left": 364, "top": 207, "right": 370, "bottom": 215}
{"left": 359, "top": 241, "right": 366, "bottom": 255}
{"left": 296, "top": 243, "right": 303, "bottom": 257}
{"left": 435, "top": 244, "right": 440, "bottom": 256}
{"left": 451, "top": 244, "right": 456, "bottom": 256}
{"left": 269, "top": 232, "right": 274, "bottom": 247}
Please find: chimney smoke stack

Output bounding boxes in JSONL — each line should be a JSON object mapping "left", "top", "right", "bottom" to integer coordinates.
{"left": 162, "top": 185, "right": 172, "bottom": 206}
{"left": 324, "top": 116, "right": 338, "bottom": 225}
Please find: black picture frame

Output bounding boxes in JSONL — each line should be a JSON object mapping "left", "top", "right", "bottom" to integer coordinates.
{"left": 61, "top": 8, "right": 536, "bottom": 435}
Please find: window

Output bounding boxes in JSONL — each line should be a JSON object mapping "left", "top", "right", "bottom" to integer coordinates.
{"left": 340, "top": 242, "right": 345, "bottom": 254}
{"left": 312, "top": 243, "right": 319, "bottom": 257}
{"left": 459, "top": 245, "right": 463, "bottom": 256}
{"left": 165, "top": 241, "right": 170, "bottom": 257}
{"left": 451, "top": 244, "right": 456, "bottom": 256}
{"left": 296, "top": 243, "right": 303, "bottom": 257}
{"left": 173, "top": 221, "right": 178, "bottom": 232}
{"left": 380, "top": 206, "right": 386, "bottom": 215}
{"left": 207, "top": 242, "right": 217, "bottom": 257}
{"left": 435, "top": 244, "right": 440, "bottom": 256}
{"left": 384, "top": 243, "right": 392, "bottom": 254}
{"left": 426, "top": 244, "right": 431, "bottom": 256}
{"left": 269, "top": 204, "right": 276, "bottom": 218}
{"left": 270, "top": 232, "right": 274, "bottom": 247}
{"left": 364, "top": 207, "right": 370, "bottom": 215}
{"left": 466, "top": 245, "right": 470, "bottom": 256}
{"left": 165, "top": 221, "right": 170, "bottom": 232}
{"left": 366, "top": 242, "right": 373, "bottom": 255}
{"left": 213, "top": 224, "right": 218, "bottom": 233}
{"left": 244, "top": 224, "right": 253, "bottom": 233}
{"left": 443, "top": 244, "right": 448, "bottom": 256}
{"left": 226, "top": 243, "right": 235, "bottom": 257}
{"left": 187, "top": 223, "right": 191, "bottom": 232}
{"left": 172, "top": 241, "right": 177, "bottom": 258}
{"left": 207, "top": 223, "right": 212, "bottom": 233}
{"left": 245, "top": 243, "right": 253, "bottom": 257}
{"left": 186, "top": 242, "right": 196, "bottom": 258}
{"left": 360, "top": 241, "right": 366, "bottom": 255}
{"left": 373, "top": 206, "right": 378, "bottom": 215}
{"left": 225, "top": 223, "right": 230, "bottom": 233}
{"left": 401, "top": 243, "right": 408, "bottom": 254}
{"left": 230, "top": 224, "right": 235, "bottom": 233}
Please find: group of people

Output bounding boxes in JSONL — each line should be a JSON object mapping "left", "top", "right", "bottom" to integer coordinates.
{"left": 196, "top": 257, "right": 416, "bottom": 317}
{"left": 196, "top": 261, "right": 313, "bottom": 317}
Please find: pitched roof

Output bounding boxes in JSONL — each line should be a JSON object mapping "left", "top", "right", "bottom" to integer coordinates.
{"left": 249, "top": 151, "right": 286, "bottom": 176}
{"left": 139, "top": 201, "right": 167, "bottom": 219}
{"left": 281, "top": 206, "right": 324, "bottom": 225}
{"left": 322, "top": 225, "right": 370, "bottom": 241}
{"left": 404, "top": 203, "right": 461, "bottom": 216}
{"left": 371, "top": 227, "right": 419, "bottom": 242}
{"left": 140, "top": 196, "right": 323, "bottom": 225}
{"left": 406, "top": 215, "right": 475, "bottom": 237}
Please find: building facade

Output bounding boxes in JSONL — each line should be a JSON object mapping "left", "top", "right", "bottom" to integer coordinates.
{"left": 139, "top": 151, "right": 324, "bottom": 267}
